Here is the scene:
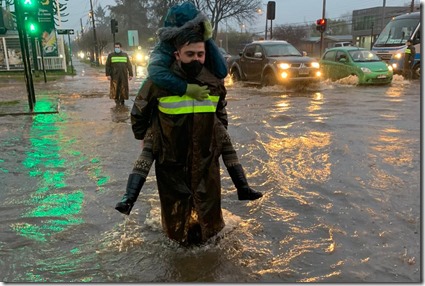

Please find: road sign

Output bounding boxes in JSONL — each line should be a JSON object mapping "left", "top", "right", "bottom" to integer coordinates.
{"left": 128, "top": 30, "right": 139, "bottom": 47}
{"left": 56, "top": 29, "right": 74, "bottom": 35}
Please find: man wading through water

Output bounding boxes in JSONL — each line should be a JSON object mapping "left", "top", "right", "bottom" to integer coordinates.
{"left": 122, "top": 20, "right": 262, "bottom": 246}
{"left": 105, "top": 42, "right": 133, "bottom": 105}
{"left": 115, "top": 2, "right": 262, "bottom": 243}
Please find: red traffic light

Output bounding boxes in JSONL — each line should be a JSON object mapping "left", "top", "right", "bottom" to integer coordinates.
{"left": 316, "top": 18, "right": 327, "bottom": 32}
{"left": 316, "top": 18, "right": 326, "bottom": 26}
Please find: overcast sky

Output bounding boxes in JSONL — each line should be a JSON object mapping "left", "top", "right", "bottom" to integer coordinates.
{"left": 62, "top": 0, "right": 419, "bottom": 33}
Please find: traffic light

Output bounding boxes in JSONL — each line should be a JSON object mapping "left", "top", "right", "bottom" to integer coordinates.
{"left": 20, "top": 0, "right": 39, "bottom": 14}
{"left": 316, "top": 18, "right": 327, "bottom": 33}
{"left": 266, "top": 1, "right": 276, "bottom": 20}
{"left": 18, "top": 0, "right": 40, "bottom": 35}
{"left": 111, "top": 19, "right": 118, "bottom": 34}
{"left": 25, "top": 15, "right": 39, "bottom": 35}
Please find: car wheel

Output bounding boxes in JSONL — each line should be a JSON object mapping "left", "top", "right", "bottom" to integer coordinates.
{"left": 262, "top": 72, "right": 276, "bottom": 86}
{"left": 412, "top": 63, "right": 420, "bottom": 79}
{"left": 231, "top": 69, "right": 241, "bottom": 82}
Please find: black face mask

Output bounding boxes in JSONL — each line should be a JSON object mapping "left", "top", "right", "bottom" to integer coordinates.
{"left": 180, "top": 60, "right": 203, "bottom": 79}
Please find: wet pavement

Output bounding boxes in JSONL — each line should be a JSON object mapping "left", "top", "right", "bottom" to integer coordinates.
{"left": 0, "top": 60, "right": 421, "bottom": 282}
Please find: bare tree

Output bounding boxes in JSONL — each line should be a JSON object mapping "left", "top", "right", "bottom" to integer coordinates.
{"left": 147, "top": 0, "right": 262, "bottom": 39}
{"left": 193, "top": 0, "right": 262, "bottom": 39}
{"left": 272, "top": 25, "right": 308, "bottom": 45}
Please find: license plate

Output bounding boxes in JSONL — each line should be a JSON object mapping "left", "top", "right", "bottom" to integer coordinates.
{"left": 377, "top": 75, "right": 387, "bottom": 79}
{"left": 299, "top": 68, "right": 309, "bottom": 75}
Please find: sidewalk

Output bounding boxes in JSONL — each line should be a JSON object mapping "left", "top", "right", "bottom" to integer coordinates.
{"left": 0, "top": 60, "right": 143, "bottom": 116}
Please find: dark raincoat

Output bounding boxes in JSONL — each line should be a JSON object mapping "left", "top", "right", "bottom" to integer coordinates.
{"left": 147, "top": 1, "right": 228, "bottom": 95}
{"left": 105, "top": 51, "right": 133, "bottom": 100}
{"left": 131, "top": 64, "right": 228, "bottom": 245}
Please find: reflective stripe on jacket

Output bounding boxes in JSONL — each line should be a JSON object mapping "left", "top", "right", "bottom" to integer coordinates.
{"left": 158, "top": 94, "right": 219, "bottom": 115}
{"left": 405, "top": 48, "right": 412, "bottom": 54}
{"left": 111, "top": 56, "right": 129, "bottom": 63}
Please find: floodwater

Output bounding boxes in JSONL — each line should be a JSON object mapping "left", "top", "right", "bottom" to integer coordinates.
{"left": 0, "top": 61, "right": 421, "bottom": 282}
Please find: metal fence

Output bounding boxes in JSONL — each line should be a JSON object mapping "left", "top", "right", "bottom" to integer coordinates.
{"left": 0, "top": 35, "right": 65, "bottom": 71}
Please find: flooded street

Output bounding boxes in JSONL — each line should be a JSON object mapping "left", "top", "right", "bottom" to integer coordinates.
{"left": 0, "top": 61, "right": 421, "bottom": 282}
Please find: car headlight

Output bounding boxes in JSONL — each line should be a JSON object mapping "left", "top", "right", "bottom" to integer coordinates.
{"left": 360, "top": 67, "right": 371, "bottom": 73}
{"left": 387, "top": 65, "right": 393, "bottom": 71}
{"left": 136, "top": 53, "right": 143, "bottom": 61}
{"left": 393, "top": 53, "right": 402, "bottom": 59}
{"left": 278, "top": 63, "right": 290, "bottom": 69}
{"left": 311, "top": 62, "right": 320, "bottom": 68}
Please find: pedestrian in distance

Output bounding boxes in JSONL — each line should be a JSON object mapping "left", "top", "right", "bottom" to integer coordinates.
{"left": 115, "top": 1, "right": 262, "bottom": 218}
{"left": 403, "top": 40, "right": 416, "bottom": 80}
{"left": 105, "top": 42, "right": 133, "bottom": 105}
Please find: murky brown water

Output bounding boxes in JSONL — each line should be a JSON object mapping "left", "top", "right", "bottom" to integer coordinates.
{"left": 0, "top": 61, "right": 420, "bottom": 282}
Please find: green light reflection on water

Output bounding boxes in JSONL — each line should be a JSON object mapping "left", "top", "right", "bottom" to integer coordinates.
{"left": 26, "top": 191, "right": 84, "bottom": 218}
{"left": 87, "top": 157, "right": 110, "bottom": 191}
{"left": 10, "top": 98, "right": 113, "bottom": 282}
{"left": 16, "top": 109, "right": 85, "bottom": 243}
{"left": 33, "top": 100, "right": 57, "bottom": 114}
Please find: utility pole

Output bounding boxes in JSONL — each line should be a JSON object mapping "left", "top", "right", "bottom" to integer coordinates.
{"left": 89, "top": 0, "right": 99, "bottom": 66}
{"left": 381, "top": 0, "right": 386, "bottom": 31}
{"left": 410, "top": 0, "right": 415, "bottom": 12}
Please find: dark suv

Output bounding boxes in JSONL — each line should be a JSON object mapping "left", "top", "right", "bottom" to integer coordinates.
{"left": 229, "top": 40, "right": 322, "bottom": 86}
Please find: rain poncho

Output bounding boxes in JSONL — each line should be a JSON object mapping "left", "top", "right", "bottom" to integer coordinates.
{"left": 147, "top": 1, "right": 228, "bottom": 95}
{"left": 131, "top": 63, "right": 228, "bottom": 245}
{"left": 105, "top": 51, "right": 133, "bottom": 100}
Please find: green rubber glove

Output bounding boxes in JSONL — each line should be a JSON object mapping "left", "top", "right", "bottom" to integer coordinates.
{"left": 186, "top": 84, "right": 210, "bottom": 101}
{"left": 203, "top": 21, "right": 213, "bottom": 41}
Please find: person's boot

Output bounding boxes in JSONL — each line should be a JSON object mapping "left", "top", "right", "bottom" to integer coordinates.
{"left": 115, "top": 173, "right": 145, "bottom": 215}
{"left": 227, "top": 164, "right": 263, "bottom": 201}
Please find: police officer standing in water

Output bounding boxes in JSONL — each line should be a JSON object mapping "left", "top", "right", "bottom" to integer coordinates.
{"left": 403, "top": 40, "right": 416, "bottom": 80}
{"left": 105, "top": 42, "right": 133, "bottom": 105}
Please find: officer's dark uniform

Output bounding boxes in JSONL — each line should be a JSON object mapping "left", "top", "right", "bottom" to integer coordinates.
{"left": 403, "top": 41, "right": 416, "bottom": 79}
{"left": 105, "top": 50, "right": 133, "bottom": 104}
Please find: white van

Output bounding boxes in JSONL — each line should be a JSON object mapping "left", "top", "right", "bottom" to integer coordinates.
{"left": 333, "top": 42, "right": 353, "bottom": 47}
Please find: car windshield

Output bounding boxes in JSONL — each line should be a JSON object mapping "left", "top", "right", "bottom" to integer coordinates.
{"left": 263, "top": 43, "right": 302, "bottom": 57}
{"left": 349, "top": 50, "right": 382, "bottom": 62}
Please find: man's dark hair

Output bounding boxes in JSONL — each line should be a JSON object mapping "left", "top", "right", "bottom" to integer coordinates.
{"left": 173, "top": 24, "right": 204, "bottom": 50}
{"left": 115, "top": 42, "right": 122, "bottom": 47}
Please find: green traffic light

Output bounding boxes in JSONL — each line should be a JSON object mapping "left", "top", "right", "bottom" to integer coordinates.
{"left": 21, "top": 0, "right": 38, "bottom": 12}
{"left": 23, "top": 0, "right": 35, "bottom": 6}
{"left": 25, "top": 16, "right": 39, "bottom": 34}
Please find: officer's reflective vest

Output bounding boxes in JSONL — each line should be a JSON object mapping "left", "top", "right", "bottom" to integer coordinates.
{"left": 405, "top": 48, "right": 412, "bottom": 54}
{"left": 111, "top": 56, "right": 128, "bottom": 63}
{"left": 158, "top": 94, "right": 219, "bottom": 115}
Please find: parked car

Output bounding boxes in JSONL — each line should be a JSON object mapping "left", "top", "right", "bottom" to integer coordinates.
{"left": 320, "top": 47, "right": 393, "bottom": 85}
{"left": 229, "top": 40, "right": 321, "bottom": 87}
{"left": 332, "top": 42, "right": 353, "bottom": 48}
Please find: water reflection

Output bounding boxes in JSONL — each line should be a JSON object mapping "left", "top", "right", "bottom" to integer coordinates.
{"left": 12, "top": 110, "right": 85, "bottom": 242}
{"left": 110, "top": 104, "right": 130, "bottom": 123}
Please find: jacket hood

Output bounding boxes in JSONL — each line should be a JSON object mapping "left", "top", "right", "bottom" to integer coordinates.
{"left": 157, "top": 1, "right": 207, "bottom": 42}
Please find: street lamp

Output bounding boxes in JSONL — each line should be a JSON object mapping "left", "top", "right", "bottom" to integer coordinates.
{"left": 240, "top": 23, "right": 246, "bottom": 33}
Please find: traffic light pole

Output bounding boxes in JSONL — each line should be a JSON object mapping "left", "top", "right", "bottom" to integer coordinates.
{"left": 38, "top": 40, "right": 47, "bottom": 83}
{"left": 67, "top": 33, "right": 74, "bottom": 74}
{"left": 15, "top": 1, "right": 36, "bottom": 111}
{"left": 320, "top": 0, "right": 326, "bottom": 57}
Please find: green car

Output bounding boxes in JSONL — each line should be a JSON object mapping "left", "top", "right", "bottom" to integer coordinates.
{"left": 320, "top": 47, "right": 393, "bottom": 85}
